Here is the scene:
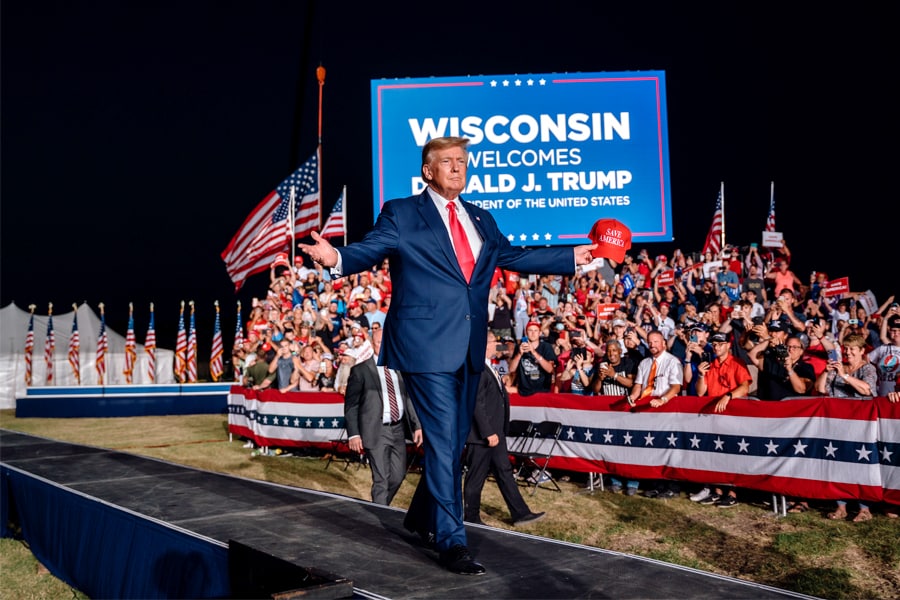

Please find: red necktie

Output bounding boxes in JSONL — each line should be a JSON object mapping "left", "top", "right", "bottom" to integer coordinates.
{"left": 383, "top": 366, "right": 399, "bottom": 422}
{"left": 446, "top": 202, "right": 475, "bottom": 282}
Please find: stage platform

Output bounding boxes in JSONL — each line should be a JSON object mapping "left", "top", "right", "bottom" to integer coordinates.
{"left": 0, "top": 429, "right": 815, "bottom": 599}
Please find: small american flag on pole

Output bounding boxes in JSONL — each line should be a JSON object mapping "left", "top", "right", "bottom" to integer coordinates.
{"left": 123, "top": 303, "right": 137, "bottom": 384}
{"left": 44, "top": 304, "right": 55, "bottom": 385}
{"left": 701, "top": 189, "right": 724, "bottom": 257}
{"left": 233, "top": 300, "right": 243, "bottom": 382}
{"left": 96, "top": 304, "right": 108, "bottom": 385}
{"left": 174, "top": 301, "right": 187, "bottom": 383}
{"left": 320, "top": 188, "right": 346, "bottom": 239}
{"left": 187, "top": 301, "right": 198, "bottom": 383}
{"left": 24, "top": 304, "right": 35, "bottom": 386}
{"left": 210, "top": 301, "right": 224, "bottom": 382}
{"left": 68, "top": 303, "right": 81, "bottom": 385}
{"left": 765, "top": 182, "right": 776, "bottom": 232}
{"left": 145, "top": 303, "right": 157, "bottom": 383}
{"left": 221, "top": 151, "right": 320, "bottom": 291}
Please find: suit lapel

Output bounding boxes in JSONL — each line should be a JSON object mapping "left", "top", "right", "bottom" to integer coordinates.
{"left": 416, "top": 191, "right": 459, "bottom": 274}
{"left": 364, "top": 358, "right": 383, "bottom": 401}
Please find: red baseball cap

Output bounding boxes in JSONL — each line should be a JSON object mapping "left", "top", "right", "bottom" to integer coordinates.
{"left": 588, "top": 218, "right": 632, "bottom": 262}
{"left": 271, "top": 252, "right": 290, "bottom": 268}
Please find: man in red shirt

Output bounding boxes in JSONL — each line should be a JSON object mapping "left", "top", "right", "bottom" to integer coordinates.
{"left": 692, "top": 331, "right": 752, "bottom": 508}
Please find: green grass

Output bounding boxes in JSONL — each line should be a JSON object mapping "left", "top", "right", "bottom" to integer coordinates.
{"left": 2, "top": 410, "right": 899, "bottom": 599}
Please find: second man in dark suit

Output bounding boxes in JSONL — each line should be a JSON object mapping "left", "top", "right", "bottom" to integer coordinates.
{"left": 344, "top": 328, "right": 423, "bottom": 506}
{"left": 464, "top": 330, "right": 545, "bottom": 527}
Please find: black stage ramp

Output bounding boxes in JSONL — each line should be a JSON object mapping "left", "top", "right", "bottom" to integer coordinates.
{"left": 0, "top": 430, "right": 815, "bottom": 600}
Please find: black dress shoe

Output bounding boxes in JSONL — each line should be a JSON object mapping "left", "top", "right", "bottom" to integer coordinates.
{"left": 513, "top": 511, "right": 546, "bottom": 526}
{"left": 415, "top": 529, "right": 437, "bottom": 550}
{"left": 440, "top": 544, "right": 486, "bottom": 575}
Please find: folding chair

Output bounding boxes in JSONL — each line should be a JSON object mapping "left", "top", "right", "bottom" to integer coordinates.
{"left": 324, "top": 427, "right": 365, "bottom": 470}
{"left": 519, "top": 420, "right": 563, "bottom": 494}
{"left": 506, "top": 419, "right": 536, "bottom": 481}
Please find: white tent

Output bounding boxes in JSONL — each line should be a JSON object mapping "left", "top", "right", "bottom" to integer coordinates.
{"left": 0, "top": 303, "right": 175, "bottom": 409}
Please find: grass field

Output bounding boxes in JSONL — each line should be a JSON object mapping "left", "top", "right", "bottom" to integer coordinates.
{"left": 1, "top": 410, "right": 898, "bottom": 599}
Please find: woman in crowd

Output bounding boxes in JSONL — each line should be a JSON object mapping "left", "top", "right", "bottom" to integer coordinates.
{"left": 815, "top": 333, "right": 878, "bottom": 522}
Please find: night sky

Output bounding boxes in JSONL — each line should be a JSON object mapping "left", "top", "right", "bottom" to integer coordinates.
{"left": 1, "top": 1, "right": 894, "bottom": 352}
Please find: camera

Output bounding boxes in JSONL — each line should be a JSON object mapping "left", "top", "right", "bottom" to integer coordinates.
{"left": 572, "top": 347, "right": 588, "bottom": 360}
{"left": 772, "top": 344, "right": 789, "bottom": 362}
{"left": 701, "top": 351, "right": 714, "bottom": 364}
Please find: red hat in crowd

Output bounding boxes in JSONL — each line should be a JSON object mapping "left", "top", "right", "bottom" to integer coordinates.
{"left": 272, "top": 252, "right": 290, "bottom": 268}
{"left": 588, "top": 218, "right": 632, "bottom": 262}
{"left": 526, "top": 321, "right": 541, "bottom": 330}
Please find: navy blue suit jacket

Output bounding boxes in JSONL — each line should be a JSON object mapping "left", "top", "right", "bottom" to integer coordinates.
{"left": 339, "top": 191, "right": 575, "bottom": 374}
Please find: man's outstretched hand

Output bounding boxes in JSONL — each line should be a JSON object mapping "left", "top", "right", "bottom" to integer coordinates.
{"left": 574, "top": 243, "right": 598, "bottom": 266}
{"left": 298, "top": 231, "right": 338, "bottom": 268}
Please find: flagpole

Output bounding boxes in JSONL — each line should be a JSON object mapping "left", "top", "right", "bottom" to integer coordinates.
{"left": 770, "top": 180, "right": 774, "bottom": 213}
{"left": 719, "top": 181, "right": 725, "bottom": 253}
{"left": 317, "top": 64, "right": 326, "bottom": 230}
{"left": 288, "top": 186, "right": 296, "bottom": 264}
{"left": 342, "top": 184, "right": 348, "bottom": 247}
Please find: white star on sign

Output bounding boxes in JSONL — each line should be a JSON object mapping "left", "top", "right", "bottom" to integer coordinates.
{"left": 644, "top": 433, "right": 655, "bottom": 446}
{"left": 584, "top": 430, "right": 593, "bottom": 442}
{"left": 713, "top": 437, "right": 725, "bottom": 451}
{"left": 737, "top": 439, "right": 750, "bottom": 453}
{"left": 604, "top": 431, "right": 614, "bottom": 443}
{"left": 881, "top": 446, "right": 894, "bottom": 463}
{"left": 623, "top": 432, "right": 633, "bottom": 445}
{"left": 317, "top": 418, "right": 325, "bottom": 428}
{"left": 544, "top": 233, "right": 553, "bottom": 241}
{"left": 305, "top": 419, "right": 312, "bottom": 427}
{"left": 793, "top": 440, "right": 808, "bottom": 455}
{"left": 667, "top": 433, "right": 679, "bottom": 447}
{"left": 689, "top": 435, "right": 701, "bottom": 448}
{"left": 566, "top": 427, "right": 576, "bottom": 439}
{"left": 824, "top": 442, "right": 838, "bottom": 458}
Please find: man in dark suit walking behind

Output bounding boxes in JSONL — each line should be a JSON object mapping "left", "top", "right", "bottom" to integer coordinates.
{"left": 464, "top": 330, "right": 545, "bottom": 526}
{"left": 345, "top": 327, "right": 422, "bottom": 506}
{"left": 300, "top": 136, "right": 595, "bottom": 575}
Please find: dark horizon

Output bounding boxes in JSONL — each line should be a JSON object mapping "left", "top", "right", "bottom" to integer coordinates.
{"left": 2, "top": 2, "right": 894, "bottom": 357}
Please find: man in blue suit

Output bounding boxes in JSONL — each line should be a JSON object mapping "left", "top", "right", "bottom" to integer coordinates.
{"left": 300, "top": 136, "right": 596, "bottom": 575}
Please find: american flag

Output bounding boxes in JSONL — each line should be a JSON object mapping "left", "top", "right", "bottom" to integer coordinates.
{"left": 24, "top": 306, "right": 35, "bottom": 386}
{"left": 765, "top": 195, "right": 776, "bottom": 232}
{"left": 233, "top": 301, "right": 244, "bottom": 381}
{"left": 210, "top": 301, "right": 224, "bottom": 382}
{"left": 320, "top": 188, "right": 346, "bottom": 239}
{"left": 68, "top": 305, "right": 81, "bottom": 385}
{"left": 96, "top": 307, "right": 108, "bottom": 385}
{"left": 175, "top": 303, "right": 187, "bottom": 383}
{"left": 221, "top": 151, "right": 320, "bottom": 291}
{"left": 44, "top": 308, "right": 55, "bottom": 385}
{"left": 701, "top": 191, "right": 723, "bottom": 257}
{"left": 123, "top": 306, "right": 137, "bottom": 384}
{"left": 187, "top": 302, "right": 198, "bottom": 383}
{"left": 145, "top": 305, "right": 157, "bottom": 383}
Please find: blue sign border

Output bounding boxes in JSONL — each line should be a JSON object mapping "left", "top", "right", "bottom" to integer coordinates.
{"left": 371, "top": 71, "right": 672, "bottom": 244}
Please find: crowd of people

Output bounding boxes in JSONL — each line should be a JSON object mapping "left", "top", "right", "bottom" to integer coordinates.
{"left": 233, "top": 237, "right": 899, "bottom": 523}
